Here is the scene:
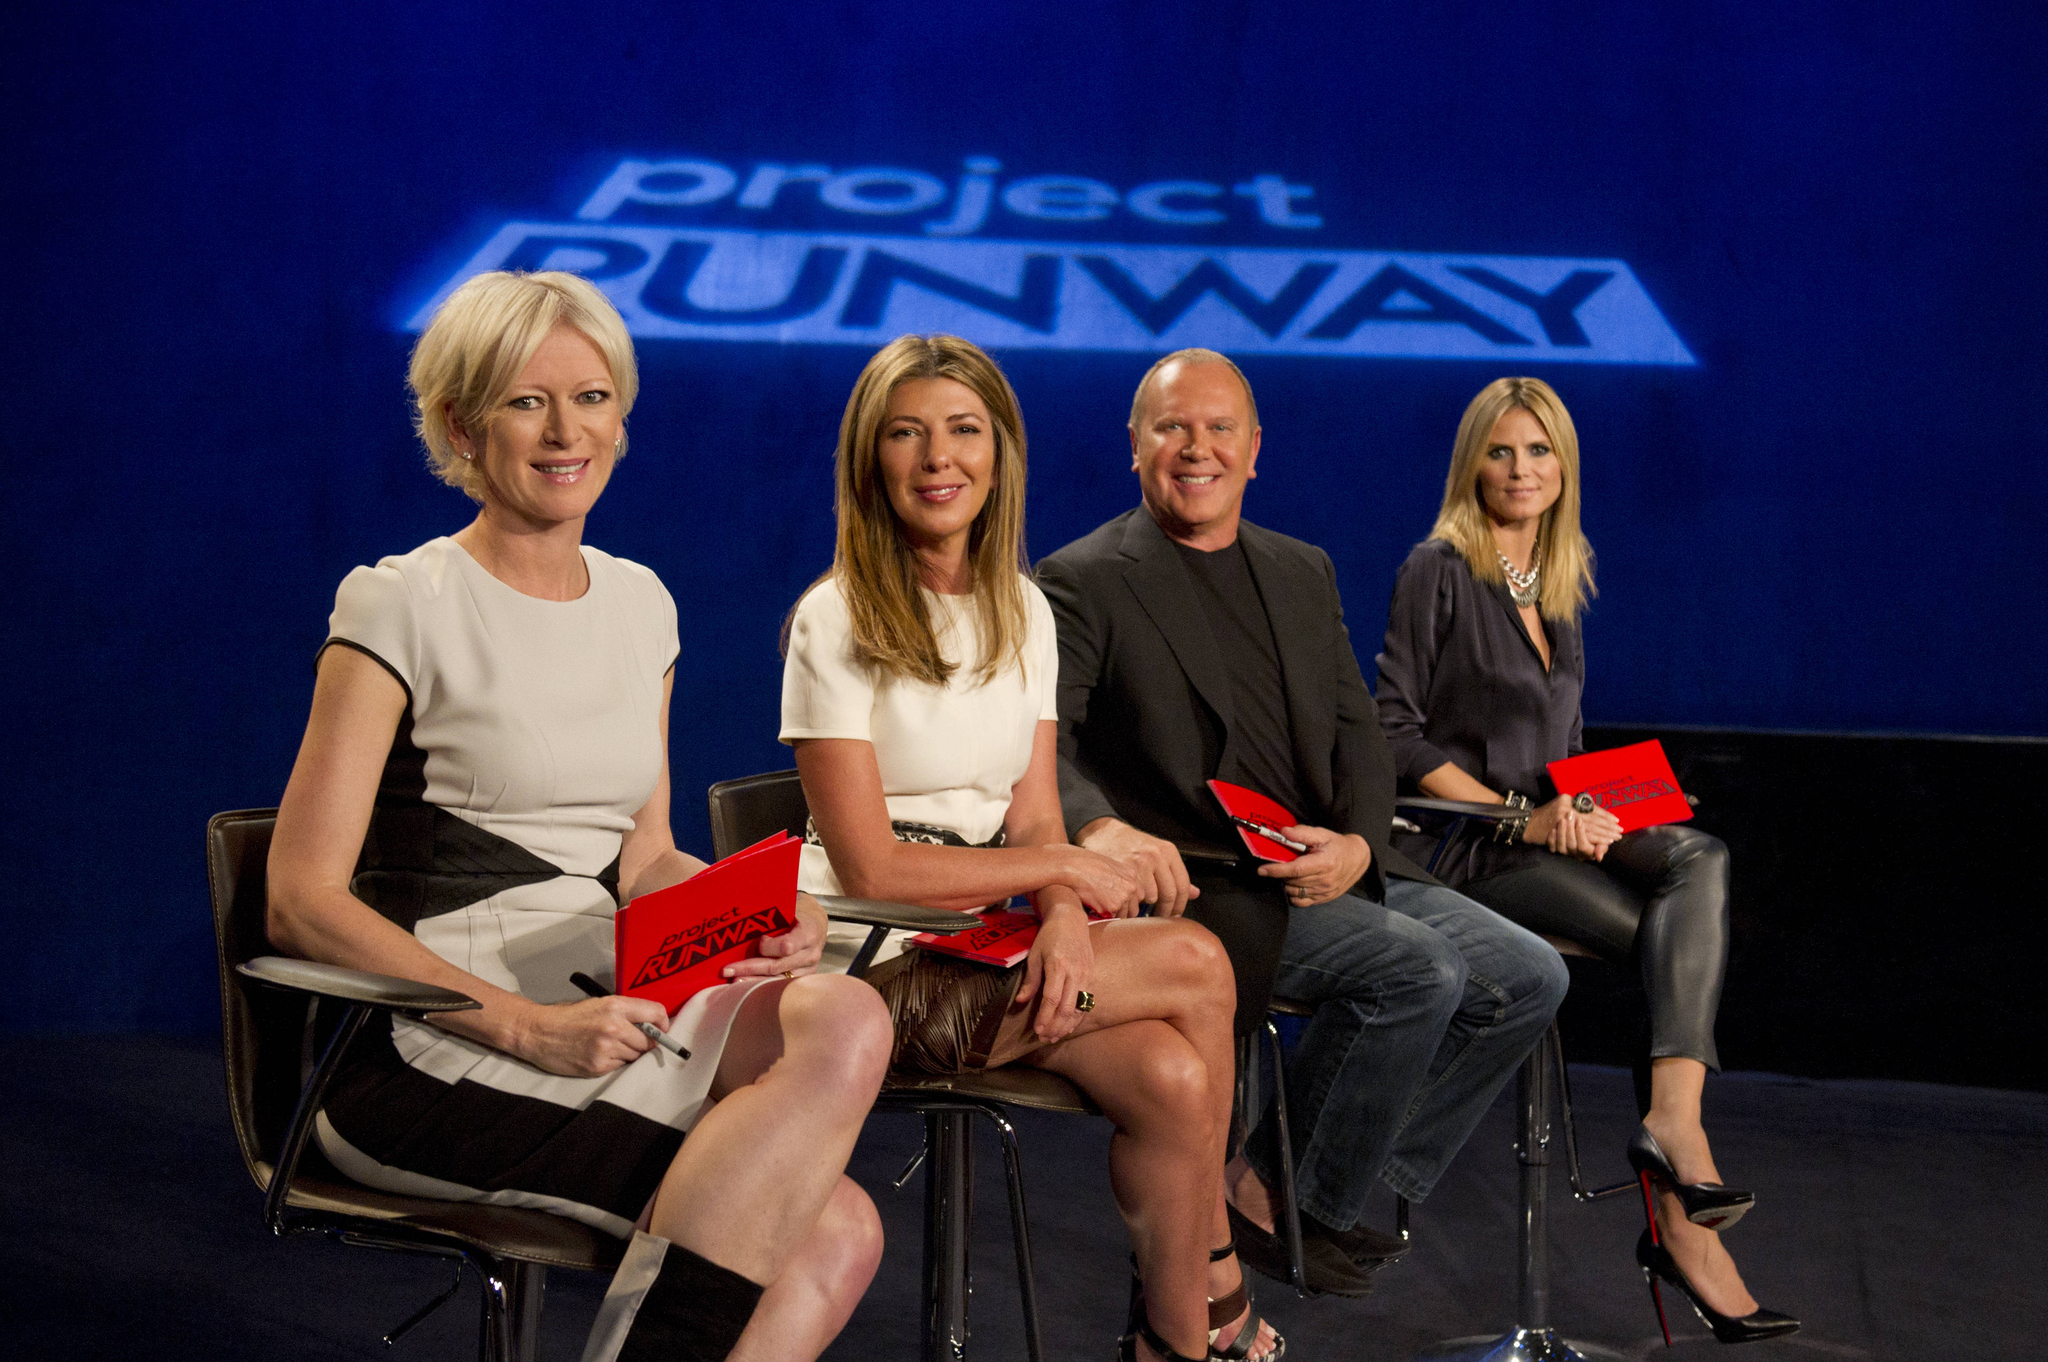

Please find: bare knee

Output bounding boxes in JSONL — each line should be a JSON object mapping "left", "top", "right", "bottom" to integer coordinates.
{"left": 812, "top": 1176, "right": 884, "bottom": 1302}
{"left": 783, "top": 974, "right": 893, "bottom": 1101}
{"left": 1156, "top": 919, "right": 1236, "bottom": 1007}
{"left": 1127, "top": 1032, "right": 1211, "bottom": 1126}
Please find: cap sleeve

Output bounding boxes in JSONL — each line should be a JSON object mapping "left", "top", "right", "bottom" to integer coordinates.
{"left": 779, "top": 579, "right": 876, "bottom": 743}
{"left": 1027, "top": 581, "right": 1060, "bottom": 723}
{"left": 323, "top": 563, "right": 418, "bottom": 698}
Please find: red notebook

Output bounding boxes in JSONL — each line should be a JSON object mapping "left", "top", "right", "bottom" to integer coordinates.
{"left": 614, "top": 832, "right": 801, "bottom": 1013}
{"left": 1546, "top": 740, "right": 1694, "bottom": 833}
{"left": 1206, "top": 778, "right": 1304, "bottom": 863}
{"left": 908, "top": 907, "right": 1115, "bottom": 967}
{"left": 909, "top": 910, "right": 1044, "bottom": 967}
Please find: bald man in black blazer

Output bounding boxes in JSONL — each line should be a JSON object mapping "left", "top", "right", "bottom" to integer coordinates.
{"left": 1036, "top": 349, "right": 1566, "bottom": 1295}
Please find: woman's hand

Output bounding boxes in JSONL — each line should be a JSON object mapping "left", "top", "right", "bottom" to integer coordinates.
{"left": 1014, "top": 898, "right": 1098, "bottom": 1044}
{"left": 725, "top": 892, "right": 829, "bottom": 979}
{"left": 1527, "top": 796, "right": 1624, "bottom": 861}
{"left": 512, "top": 995, "right": 667, "bottom": 1077}
{"left": 1050, "top": 845, "right": 1145, "bottom": 918}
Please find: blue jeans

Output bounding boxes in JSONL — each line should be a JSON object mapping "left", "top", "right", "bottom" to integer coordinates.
{"left": 1245, "top": 878, "right": 1568, "bottom": 1224}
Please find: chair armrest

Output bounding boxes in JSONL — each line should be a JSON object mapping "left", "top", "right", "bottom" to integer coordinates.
{"left": 236, "top": 957, "right": 481, "bottom": 1016}
{"left": 1175, "top": 842, "right": 1243, "bottom": 868}
{"left": 1393, "top": 796, "right": 1523, "bottom": 822}
{"left": 233, "top": 958, "right": 482, "bottom": 1236}
{"left": 815, "top": 895, "right": 980, "bottom": 982}
{"left": 813, "top": 895, "right": 981, "bottom": 936}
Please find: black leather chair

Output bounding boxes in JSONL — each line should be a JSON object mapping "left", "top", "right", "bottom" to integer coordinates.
{"left": 212, "top": 806, "right": 987, "bottom": 1361}
{"left": 208, "top": 808, "right": 622, "bottom": 1362}
{"left": 708, "top": 770, "right": 1102, "bottom": 1362}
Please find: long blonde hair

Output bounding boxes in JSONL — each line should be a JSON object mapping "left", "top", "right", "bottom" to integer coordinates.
{"left": 1429, "top": 376, "right": 1596, "bottom": 621}
{"left": 829, "top": 334, "right": 1031, "bottom": 686}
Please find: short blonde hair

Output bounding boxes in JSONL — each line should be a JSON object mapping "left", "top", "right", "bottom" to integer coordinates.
{"left": 830, "top": 334, "right": 1032, "bottom": 687}
{"left": 1429, "top": 376, "right": 1596, "bottom": 621}
{"left": 1128, "top": 347, "right": 1259, "bottom": 430}
{"left": 406, "top": 271, "right": 638, "bottom": 501}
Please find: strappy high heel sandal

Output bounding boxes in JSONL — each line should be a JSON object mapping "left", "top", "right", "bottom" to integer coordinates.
{"left": 1122, "top": 1245, "right": 1286, "bottom": 1362}
{"left": 1117, "top": 1313, "right": 1207, "bottom": 1362}
{"left": 1626, "top": 1124, "right": 1755, "bottom": 1230}
{"left": 1205, "top": 1241, "right": 1285, "bottom": 1361}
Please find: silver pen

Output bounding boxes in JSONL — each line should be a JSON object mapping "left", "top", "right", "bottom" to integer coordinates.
{"left": 1229, "top": 815, "right": 1311, "bottom": 854}
{"left": 570, "top": 972, "right": 691, "bottom": 1059}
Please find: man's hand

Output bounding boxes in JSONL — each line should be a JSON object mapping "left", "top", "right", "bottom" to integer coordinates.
{"left": 1255, "top": 825, "right": 1372, "bottom": 907}
{"left": 1075, "top": 817, "right": 1201, "bottom": 917}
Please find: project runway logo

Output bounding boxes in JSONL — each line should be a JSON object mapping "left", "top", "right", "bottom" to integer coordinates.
{"left": 407, "top": 156, "right": 1694, "bottom": 364}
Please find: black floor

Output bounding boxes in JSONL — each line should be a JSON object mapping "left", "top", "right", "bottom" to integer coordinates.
{"left": 7, "top": 1035, "right": 2045, "bottom": 1361}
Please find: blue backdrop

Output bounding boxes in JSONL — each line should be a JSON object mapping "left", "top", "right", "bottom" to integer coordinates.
{"left": 8, "top": 1, "right": 2042, "bottom": 1031}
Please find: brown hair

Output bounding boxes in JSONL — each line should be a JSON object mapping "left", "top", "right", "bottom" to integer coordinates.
{"left": 827, "top": 334, "right": 1032, "bottom": 686}
{"left": 1428, "top": 376, "right": 1596, "bottom": 621}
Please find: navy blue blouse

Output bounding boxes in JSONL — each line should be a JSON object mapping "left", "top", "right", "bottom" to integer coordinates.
{"left": 1374, "top": 538, "right": 1585, "bottom": 800}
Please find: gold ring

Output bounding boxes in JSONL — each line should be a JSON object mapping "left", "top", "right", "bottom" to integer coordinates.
{"left": 1075, "top": 990, "right": 1096, "bottom": 1012}
{"left": 780, "top": 970, "right": 795, "bottom": 980}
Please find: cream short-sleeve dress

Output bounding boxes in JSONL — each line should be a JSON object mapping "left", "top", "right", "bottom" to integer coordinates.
{"left": 313, "top": 538, "right": 768, "bottom": 1237}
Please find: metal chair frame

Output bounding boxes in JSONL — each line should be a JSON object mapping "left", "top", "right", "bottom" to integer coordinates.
{"left": 708, "top": 770, "right": 1102, "bottom": 1362}
{"left": 1394, "top": 798, "right": 1635, "bottom": 1362}
{"left": 208, "top": 808, "right": 617, "bottom": 1362}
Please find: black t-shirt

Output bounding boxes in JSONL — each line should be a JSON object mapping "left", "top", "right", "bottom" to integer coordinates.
{"left": 1171, "top": 538, "right": 1308, "bottom": 819}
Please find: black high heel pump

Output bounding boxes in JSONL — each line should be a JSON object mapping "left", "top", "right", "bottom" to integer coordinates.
{"left": 1626, "top": 1124, "right": 1755, "bottom": 1230}
{"left": 1635, "top": 1229, "right": 1800, "bottom": 1345}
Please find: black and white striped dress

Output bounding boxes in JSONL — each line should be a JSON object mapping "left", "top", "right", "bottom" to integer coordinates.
{"left": 313, "top": 537, "right": 767, "bottom": 1237}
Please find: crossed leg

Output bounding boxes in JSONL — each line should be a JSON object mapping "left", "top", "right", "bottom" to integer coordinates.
{"left": 980, "top": 917, "right": 1274, "bottom": 1361}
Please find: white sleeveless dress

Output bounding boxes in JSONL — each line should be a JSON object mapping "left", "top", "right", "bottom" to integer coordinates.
{"left": 312, "top": 537, "right": 766, "bottom": 1237}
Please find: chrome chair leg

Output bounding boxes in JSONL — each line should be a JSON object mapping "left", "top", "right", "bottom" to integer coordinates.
{"left": 985, "top": 1106, "right": 1046, "bottom": 1362}
{"left": 476, "top": 1255, "right": 545, "bottom": 1362}
{"left": 1553, "top": 1023, "right": 1633, "bottom": 1202}
{"left": 382, "top": 1257, "right": 465, "bottom": 1346}
{"left": 1262, "top": 1018, "right": 1309, "bottom": 1294}
{"left": 922, "top": 1111, "right": 974, "bottom": 1362}
{"left": 1411, "top": 1032, "right": 1624, "bottom": 1362}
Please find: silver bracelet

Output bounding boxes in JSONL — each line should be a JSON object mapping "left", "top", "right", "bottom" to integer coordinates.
{"left": 1495, "top": 791, "right": 1533, "bottom": 844}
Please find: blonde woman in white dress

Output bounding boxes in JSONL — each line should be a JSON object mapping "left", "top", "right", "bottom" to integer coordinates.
{"left": 266, "top": 270, "right": 891, "bottom": 1362}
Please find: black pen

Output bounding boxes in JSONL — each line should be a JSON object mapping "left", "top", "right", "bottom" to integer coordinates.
{"left": 570, "top": 972, "right": 692, "bottom": 1059}
{"left": 1229, "top": 815, "right": 1311, "bottom": 854}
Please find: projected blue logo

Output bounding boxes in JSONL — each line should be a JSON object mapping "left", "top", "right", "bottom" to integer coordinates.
{"left": 408, "top": 158, "right": 1695, "bottom": 366}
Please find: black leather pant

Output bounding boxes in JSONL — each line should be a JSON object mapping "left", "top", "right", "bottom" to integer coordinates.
{"left": 1457, "top": 824, "right": 1730, "bottom": 1074}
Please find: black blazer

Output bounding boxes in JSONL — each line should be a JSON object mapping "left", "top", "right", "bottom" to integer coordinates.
{"left": 1036, "top": 507, "right": 1432, "bottom": 900}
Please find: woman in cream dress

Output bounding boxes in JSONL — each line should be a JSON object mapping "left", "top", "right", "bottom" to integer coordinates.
{"left": 267, "top": 270, "right": 891, "bottom": 1362}
{"left": 782, "top": 335, "right": 1280, "bottom": 1362}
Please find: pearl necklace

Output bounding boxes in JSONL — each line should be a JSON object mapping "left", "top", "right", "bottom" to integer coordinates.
{"left": 1497, "top": 538, "right": 1542, "bottom": 607}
